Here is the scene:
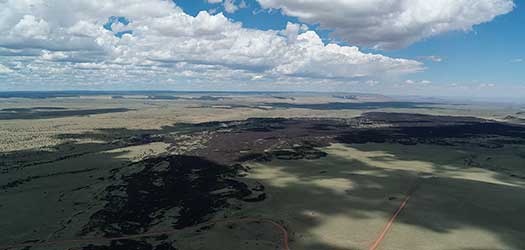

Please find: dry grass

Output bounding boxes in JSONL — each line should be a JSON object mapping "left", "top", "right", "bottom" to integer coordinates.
{"left": 243, "top": 143, "right": 525, "bottom": 250}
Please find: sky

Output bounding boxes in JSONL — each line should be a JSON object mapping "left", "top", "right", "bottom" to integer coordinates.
{"left": 0, "top": 0, "right": 523, "bottom": 98}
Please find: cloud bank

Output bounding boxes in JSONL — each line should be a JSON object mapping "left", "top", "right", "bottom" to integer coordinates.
{"left": 0, "top": 0, "right": 425, "bottom": 89}
{"left": 257, "top": 0, "right": 514, "bottom": 49}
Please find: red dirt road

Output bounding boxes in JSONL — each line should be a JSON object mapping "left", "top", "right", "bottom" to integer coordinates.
{"left": 368, "top": 179, "right": 420, "bottom": 250}
{"left": 368, "top": 195, "right": 412, "bottom": 250}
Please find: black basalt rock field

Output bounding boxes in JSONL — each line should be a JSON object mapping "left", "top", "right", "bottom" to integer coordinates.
{"left": 186, "top": 112, "right": 525, "bottom": 164}
{"left": 82, "top": 155, "right": 264, "bottom": 238}
{"left": 73, "top": 112, "right": 525, "bottom": 249}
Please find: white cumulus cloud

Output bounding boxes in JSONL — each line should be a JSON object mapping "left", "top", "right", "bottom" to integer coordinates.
{"left": 0, "top": 64, "right": 13, "bottom": 74}
{"left": 0, "top": 0, "right": 423, "bottom": 89}
{"left": 207, "top": 0, "right": 247, "bottom": 13}
{"left": 256, "top": 0, "right": 515, "bottom": 49}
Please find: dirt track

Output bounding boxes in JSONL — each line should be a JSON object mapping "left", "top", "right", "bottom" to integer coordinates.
{"left": 368, "top": 178, "right": 420, "bottom": 250}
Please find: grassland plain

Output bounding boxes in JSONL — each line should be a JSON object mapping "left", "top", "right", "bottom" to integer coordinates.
{"left": 244, "top": 143, "right": 525, "bottom": 250}
{"left": 1, "top": 92, "right": 524, "bottom": 250}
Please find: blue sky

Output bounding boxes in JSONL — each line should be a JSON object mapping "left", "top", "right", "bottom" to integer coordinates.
{"left": 178, "top": 0, "right": 524, "bottom": 95}
{"left": 383, "top": 1, "right": 525, "bottom": 87}
{"left": 0, "top": 0, "right": 523, "bottom": 98}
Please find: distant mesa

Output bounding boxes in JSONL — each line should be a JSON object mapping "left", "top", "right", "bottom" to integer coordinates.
{"left": 147, "top": 95, "right": 179, "bottom": 100}
{"left": 267, "top": 101, "right": 439, "bottom": 110}
{"left": 332, "top": 95, "right": 358, "bottom": 100}
{"left": 504, "top": 115, "right": 525, "bottom": 123}
{"left": 0, "top": 108, "right": 131, "bottom": 120}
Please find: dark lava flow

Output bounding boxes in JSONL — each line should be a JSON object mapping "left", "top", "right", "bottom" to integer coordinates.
{"left": 77, "top": 112, "right": 525, "bottom": 249}
{"left": 83, "top": 240, "right": 177, "bottom": 250}
{"left": 336, "top": 112, "right": 525, "bottom": 146}
{"left": 82, "top": 112, "right": 525, "bottom": 235}
{"left": 189, "top": 113, "right": 525, "bottom": 164}
{"left": 83, "top": 156, "right": 262, "bottom": 238}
